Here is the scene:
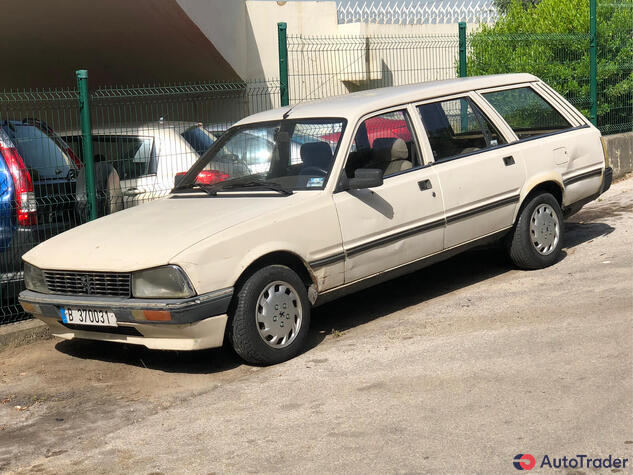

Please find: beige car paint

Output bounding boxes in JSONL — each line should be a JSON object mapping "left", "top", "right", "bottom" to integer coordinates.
{"left": 21, "top": 73, "right": 608, "bottom": 351}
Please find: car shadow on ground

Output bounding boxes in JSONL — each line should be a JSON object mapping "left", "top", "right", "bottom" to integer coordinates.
{"left": 55, "top": 218, "right": 615, "bottom": 372}
{"left": 55, "top": 338, "right": 242, "bottom": 374}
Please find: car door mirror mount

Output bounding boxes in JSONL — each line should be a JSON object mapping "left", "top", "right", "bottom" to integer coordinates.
{"left": 348, "top": 168, "right": 383, "bottom": 190}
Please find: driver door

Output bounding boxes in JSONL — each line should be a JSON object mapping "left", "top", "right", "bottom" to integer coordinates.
{"left": 333, "top": 107, "right": 445, "bottom": 283}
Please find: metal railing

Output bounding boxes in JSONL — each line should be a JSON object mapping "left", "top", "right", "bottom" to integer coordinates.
{"left": 337, "top": 0, "right": 497, "bottom": 24}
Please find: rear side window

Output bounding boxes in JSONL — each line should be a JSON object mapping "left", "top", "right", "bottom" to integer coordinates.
{"left": 418, "top": 97, "right": 506, "bottom": 161}
{"left": 64, "top": 135, "right": 156, "bottom": 180}
{"left": 482, "top": 87, "right": 573, "bottom": 140}
{"left": 2, "top": 124, "right": 75, "bottom": 179}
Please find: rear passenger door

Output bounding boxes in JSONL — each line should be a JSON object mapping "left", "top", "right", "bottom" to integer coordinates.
{"left": 416, "top": 94, "right": 525, "bottom": 249}
{"left": 333, "top": 107, "right": 445, "bottom": 283}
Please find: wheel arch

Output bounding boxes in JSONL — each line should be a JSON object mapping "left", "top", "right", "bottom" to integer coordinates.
{"left": 514, "top": 175, "right": 564, "bottom": 222}
{"left": 233, "top": 250, "right": 316, "bottom": 297}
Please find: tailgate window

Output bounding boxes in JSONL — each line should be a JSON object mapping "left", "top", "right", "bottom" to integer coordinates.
{"left": 2, "top": 124, "right": 75, "bottom": 179}
{"left": 64, "top": 135, "right": 156, "bottom": 180}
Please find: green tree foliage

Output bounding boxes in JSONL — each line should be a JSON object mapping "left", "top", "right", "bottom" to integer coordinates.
{"left": 494, "top": 0, "right": 541, "bottom": 14}
{"left": 467, "top": 0, "right": 632, "bottom": 133}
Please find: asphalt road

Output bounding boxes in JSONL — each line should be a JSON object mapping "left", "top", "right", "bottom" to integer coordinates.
{"left": 1, "top": 177, "right": 631, "bottom": 474}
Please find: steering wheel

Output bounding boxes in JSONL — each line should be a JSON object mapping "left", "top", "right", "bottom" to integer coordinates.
{"left": 300, "top": 166, "right": 328, "bottom": 176}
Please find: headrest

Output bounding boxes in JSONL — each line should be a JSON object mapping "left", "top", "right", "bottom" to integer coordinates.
{"left": 372, "top": 137, "right": 408, "bottom": 160}
{"left": 372, "top": 137, "right": 397, "bottom": 151}
{"left": 391, "top": 138, "right": 408, "bottom": 160}
{"left": 300, "top": 142, "right": 333, "bottom": 169}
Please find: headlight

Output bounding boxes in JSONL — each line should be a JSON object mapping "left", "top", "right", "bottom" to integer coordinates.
{"left": 132, "top": 265, "right": 195, "bottom": 299}
{"left": 24, "top": 262, "right": 48, "bottom": 293}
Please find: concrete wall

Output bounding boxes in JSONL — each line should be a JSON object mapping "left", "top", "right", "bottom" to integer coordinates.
{"left": 176, "top": 0, "right": 252, "bottom": 81}
{"left": 244, "top": 1, "right": 469, "bottom": 103}
{"left": 604, "top": 132, "right": 633, "bottom": 179}
{"left": 245, "top": 0, "right": 341, "bottom": 79}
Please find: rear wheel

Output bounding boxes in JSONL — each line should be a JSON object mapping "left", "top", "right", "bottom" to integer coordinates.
{"left": 507, "top": 192, "right": 564, "bottom": 269}
{"left": 228, "top": 265, "right": 310, "bottom": 365}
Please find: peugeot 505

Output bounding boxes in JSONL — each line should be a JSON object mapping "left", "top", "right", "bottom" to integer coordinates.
{"left": 19, "top": 74, "right": 612, "bottom": 365}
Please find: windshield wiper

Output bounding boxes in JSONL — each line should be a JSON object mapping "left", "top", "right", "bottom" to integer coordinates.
{"left": 220, "top": 179, "right": 293, "bottom": 195}
{"left": 172, "top": 182, "right": 218, "bottom": 196}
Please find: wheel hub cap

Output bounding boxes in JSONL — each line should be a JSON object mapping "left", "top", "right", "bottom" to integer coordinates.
{"left": 529, "top": 204, "right": 560, "bottom": 255}
{"left": 256, "top": 281, "right": 302, "bottom": 348}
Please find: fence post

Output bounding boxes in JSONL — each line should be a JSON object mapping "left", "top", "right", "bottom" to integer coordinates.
{"left": 458, "top": 22, "right": 467, "bottom": 78}
{"left": 458, "top": 22, "right": 468, "bottom": 132}
{"left": 277, "top": 22, "right": 289, "bottom": 107}
{"left": 75, "top": 69, "right": 97, "bottom": 221}
{"left": 589, "top": 0, "right": 597, "bottom": 127}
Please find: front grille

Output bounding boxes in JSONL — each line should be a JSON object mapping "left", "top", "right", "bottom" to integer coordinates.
{"left": 44, "top": 270, "right": 131, "bottom": 298}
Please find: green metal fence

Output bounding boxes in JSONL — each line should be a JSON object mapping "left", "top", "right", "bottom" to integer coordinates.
{"left": 283, "top": 1, "right": 631, "bottom": 135}
{"left": 0, "top": 78, "right": 279, "bottom": 325}
{"left": 595, "top": 0, "right": 633, "bottom": 135}
{"left": 287, "top": 33, "right": 460, "bottom": 104}
{"left": 465, "top": 32, "right": 593, "bottom": 120}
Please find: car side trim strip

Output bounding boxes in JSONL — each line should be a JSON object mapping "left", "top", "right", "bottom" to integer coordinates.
{"left": 346, "top": 218, "right": 446, "bottom": 257}
{"left": 309, "top": 253, "right": 346, "bottom": 268}
{"left": 445, "top": 194, "right": 520, "bottom": 224}
{"left": 311, "top": 194, "right": 520, "bottom": 267}
{"left": 563, "top": 167, "right": 603, "bottom": 187}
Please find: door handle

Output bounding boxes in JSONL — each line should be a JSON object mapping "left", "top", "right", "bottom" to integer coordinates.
{"left": 503, "top": 156, "right": 515, "bottom": 166}
{"left": 418, "top": 179, "right": 432, "bottom": 191}
{"left": 123, "top": 187, "right": 142, "bottom": 197}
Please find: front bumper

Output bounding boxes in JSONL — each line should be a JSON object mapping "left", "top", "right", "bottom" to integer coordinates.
{"left": 18, "top": 287, "right": 233, "bottom": 351}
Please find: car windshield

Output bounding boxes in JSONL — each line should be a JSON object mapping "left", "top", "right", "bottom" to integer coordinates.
{"left": 177, "top": 118, "right": 346, "bottom": 192}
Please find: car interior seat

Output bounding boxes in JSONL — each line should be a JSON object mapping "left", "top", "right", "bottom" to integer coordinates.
{"left": 299, "top": 142, "right": 333, "bottom": 174}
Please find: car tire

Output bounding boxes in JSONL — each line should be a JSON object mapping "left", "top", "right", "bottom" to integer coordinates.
{"left": 228, "top": 265, "right": 311, "bottom": 365}
{"left": 507, "top": 192, "right": 564, "bottom": 269}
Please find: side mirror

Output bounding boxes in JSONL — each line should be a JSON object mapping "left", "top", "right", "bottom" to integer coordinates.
{"left": 348, "top": 168, "right": 383, "bottom": 190}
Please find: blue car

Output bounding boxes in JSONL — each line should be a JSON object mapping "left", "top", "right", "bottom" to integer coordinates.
{"left": 0, "top": 120, "right": 79, "bottom": 300}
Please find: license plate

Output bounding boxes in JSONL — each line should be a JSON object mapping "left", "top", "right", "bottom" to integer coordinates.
{"left": 60, "top": 307, "right": 117, "bottom": 327}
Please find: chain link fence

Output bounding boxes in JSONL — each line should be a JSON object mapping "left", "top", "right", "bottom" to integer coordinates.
{"left": 0, "top": 79, "right": 279, "bottom": 324}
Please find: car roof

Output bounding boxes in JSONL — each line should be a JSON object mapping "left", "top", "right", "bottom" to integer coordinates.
{"left": 235, "top": 73, "right": 538, "bottom": 126}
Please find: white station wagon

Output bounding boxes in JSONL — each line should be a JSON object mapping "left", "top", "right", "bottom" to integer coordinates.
{"left": 20, "top": 74, "right": 612, "bottom": 365}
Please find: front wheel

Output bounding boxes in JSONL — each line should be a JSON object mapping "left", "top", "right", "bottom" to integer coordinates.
{"left": 507, "top": 192, "right": 564, "bottom": 269}
{"left": 228, "top": 265, "right": 311, "bottom": 365}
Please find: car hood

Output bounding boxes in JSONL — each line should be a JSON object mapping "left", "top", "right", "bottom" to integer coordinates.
{"left": 24, "top": 193, "right": 313, "bottom": 272}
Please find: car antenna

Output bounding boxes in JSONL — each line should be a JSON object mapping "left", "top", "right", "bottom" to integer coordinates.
{"left": 282, "top": 104, "right": 295, "bottom": 120}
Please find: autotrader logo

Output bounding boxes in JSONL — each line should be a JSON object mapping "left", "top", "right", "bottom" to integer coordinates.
{"left": 513, "top": 454, "right": 536, "bottom": 470}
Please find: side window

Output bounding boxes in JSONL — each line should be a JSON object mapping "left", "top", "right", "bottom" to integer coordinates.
{"left": 345, "top": 110, "right": 421, "bottom": 179}
{"left": 417, "top": 97, "right": 506, "bottom": 162}
{"left": 482, "top": 86, "right": 573, "bottom": 140}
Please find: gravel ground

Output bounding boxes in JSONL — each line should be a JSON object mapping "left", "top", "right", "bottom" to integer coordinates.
{"left": 1, "top": 176, "right": 631, "bottom": 474}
